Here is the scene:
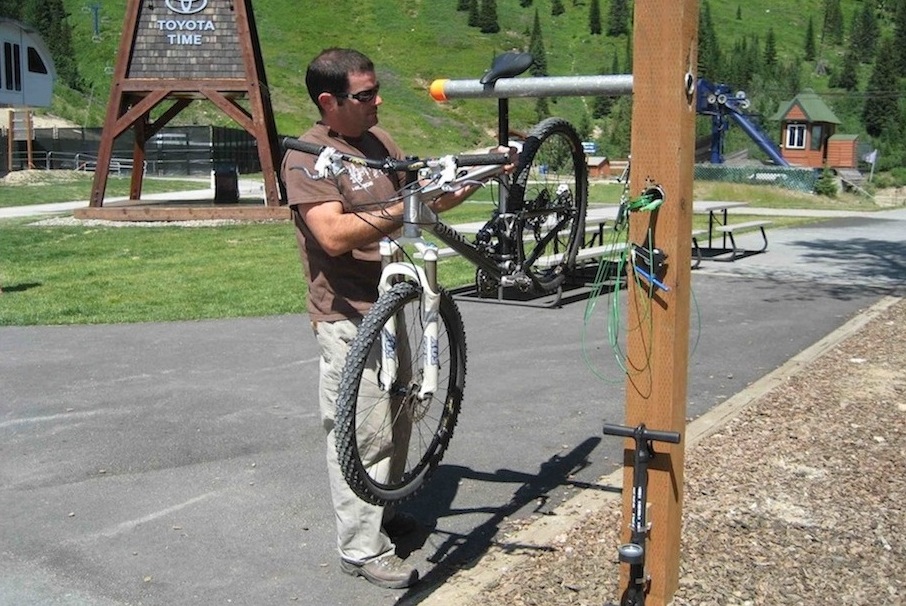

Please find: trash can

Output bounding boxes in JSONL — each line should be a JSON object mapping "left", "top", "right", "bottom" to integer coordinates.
{"left": 213, "top": 164, "right": 239, "bottom": 203}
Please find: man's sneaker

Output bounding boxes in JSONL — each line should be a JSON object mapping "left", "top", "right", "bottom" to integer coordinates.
{"left": 382, "top": 512, "right": 420, "bottom": 539}
{"left": 340, "top": 552, "right": 419, "bottom": 589}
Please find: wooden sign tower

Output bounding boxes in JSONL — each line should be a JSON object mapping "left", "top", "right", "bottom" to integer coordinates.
{"left": 85, "top": 0, "right": 284, "bottom": 219}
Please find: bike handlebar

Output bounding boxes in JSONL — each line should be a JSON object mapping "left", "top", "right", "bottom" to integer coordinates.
{"left": 282, "top": 136, "right": 509, "bottom": 173}
{"left": 602, "top": 422, "right": 681, "bottom": 444}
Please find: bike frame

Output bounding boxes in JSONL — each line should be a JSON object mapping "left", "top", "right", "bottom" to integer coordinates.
{"left": 374, "top": 162, "right": 508, "bottom": 399}
{"left": 284, "top": 142, "right": 577, "bottom": 399}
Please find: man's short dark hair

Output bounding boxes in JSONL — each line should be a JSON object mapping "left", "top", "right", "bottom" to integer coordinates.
{"left": 305, "top": 48, "right": 375, "bottom": 110}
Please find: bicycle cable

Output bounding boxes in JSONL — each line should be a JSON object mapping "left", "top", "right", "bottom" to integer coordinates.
{"left": 579, "top": 176, "right": 703, "bottom": 384}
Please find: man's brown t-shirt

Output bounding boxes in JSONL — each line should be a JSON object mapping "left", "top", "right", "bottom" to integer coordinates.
{"left": 281, "top": 123, "right": 405, "bottom": 322}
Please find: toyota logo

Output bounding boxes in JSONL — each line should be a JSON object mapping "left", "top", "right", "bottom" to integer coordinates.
{"left": 165, "top": 0, "right": 208, "bottom": 15}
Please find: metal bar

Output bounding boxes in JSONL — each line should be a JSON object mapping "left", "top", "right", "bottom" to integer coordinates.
{"left": 430, "top": 74, "right": 633, "bottom": 101}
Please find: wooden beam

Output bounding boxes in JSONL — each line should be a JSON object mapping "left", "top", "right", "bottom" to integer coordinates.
{"left": 620, "top": 2, "right": 699, "bottom": 605}
{"left": 201, "top": 89, "right": 254, "bottom": 132}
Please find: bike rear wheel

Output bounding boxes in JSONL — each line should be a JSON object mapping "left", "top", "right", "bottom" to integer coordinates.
{"left": 509, "top": 117, "right": 588, "bottom": 292}
{"left": 335, "top": 281, "right": 467, "bottom": 505}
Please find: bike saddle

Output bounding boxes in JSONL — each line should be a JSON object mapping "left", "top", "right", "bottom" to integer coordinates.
{"left": 479, "top": 52, "right": 534, "bottom": 85}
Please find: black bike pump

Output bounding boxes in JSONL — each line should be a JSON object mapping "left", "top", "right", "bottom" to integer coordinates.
{"left": 602, "top": 423, "right": 681, "bottom": 606}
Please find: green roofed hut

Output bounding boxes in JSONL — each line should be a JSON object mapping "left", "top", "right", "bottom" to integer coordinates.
{"left": 771, "top": 89, "right": 858, "bottom": 169}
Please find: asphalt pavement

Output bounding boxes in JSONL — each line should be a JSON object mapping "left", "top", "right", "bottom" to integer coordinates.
{"left": 1, "top": 200, "right": 903, "bottom": 605}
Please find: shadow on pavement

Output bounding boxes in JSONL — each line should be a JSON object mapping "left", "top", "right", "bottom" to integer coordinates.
{"left": 395, "top": 436, "right": 603, "bottom": 604}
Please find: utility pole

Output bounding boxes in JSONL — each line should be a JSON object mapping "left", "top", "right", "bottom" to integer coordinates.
{"left": 618, "top": 2, "right": 698, "bottom": 605}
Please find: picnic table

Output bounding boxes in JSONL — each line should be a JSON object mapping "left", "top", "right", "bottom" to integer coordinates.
{"left": 692, "top": 200, "right": 771, "bottom": 262}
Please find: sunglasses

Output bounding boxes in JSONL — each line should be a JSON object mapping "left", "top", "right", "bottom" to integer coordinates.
{"left": 335, "top": 84, "right": 381, "bottom": 103}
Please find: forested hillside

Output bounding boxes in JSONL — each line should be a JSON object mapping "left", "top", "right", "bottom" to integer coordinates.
{"left": 4, "top": 0, "right": 905, "bottom": 173}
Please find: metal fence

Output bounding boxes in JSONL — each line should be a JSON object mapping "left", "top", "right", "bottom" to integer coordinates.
{"left": 1, "top": 125, "right": 266, "bottom": 177}
{"left": 694, "top": 163, "right": 819, "bottom": 193}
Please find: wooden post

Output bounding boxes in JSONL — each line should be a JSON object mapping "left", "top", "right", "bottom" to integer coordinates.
{"left": 619, "top": 2, "right": 698, "bottom": 605}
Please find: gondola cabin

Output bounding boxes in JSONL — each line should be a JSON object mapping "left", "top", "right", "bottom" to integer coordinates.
{"left": 0, "top": 19, "right": 56, "bottom": 108}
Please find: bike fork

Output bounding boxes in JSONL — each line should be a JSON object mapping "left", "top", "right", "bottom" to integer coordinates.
{"left": 377, "top": 239, "right": 441, "bottom": 398}
{"left": 602, "top": 422, "right": 681, "bottom": 606}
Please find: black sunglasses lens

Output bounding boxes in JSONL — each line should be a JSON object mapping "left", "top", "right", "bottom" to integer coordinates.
{"left": 355, "top": 89, "right": 377, "bottom": 102}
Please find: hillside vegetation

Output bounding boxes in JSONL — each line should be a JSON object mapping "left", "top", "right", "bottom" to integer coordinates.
{"left": 34, "top": 1, "right": 887, "bottom": 161}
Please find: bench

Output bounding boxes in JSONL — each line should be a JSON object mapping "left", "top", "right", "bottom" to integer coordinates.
{"left": 712, "top": 220, "right": 772, "bottom": 260}
{"left": 691, "top": 229, "right": 707, "bottom": 269}
{"left": 535, "top": 242, "right": 629, "bottom": 268}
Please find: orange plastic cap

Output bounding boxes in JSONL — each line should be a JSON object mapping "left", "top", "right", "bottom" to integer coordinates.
{"left": 429, "top": 79, "right": 448, "bottom": 102}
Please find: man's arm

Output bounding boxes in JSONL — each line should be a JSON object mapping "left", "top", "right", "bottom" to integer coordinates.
{"left": 298, "top": 199, "right": 404, "bottom": 257}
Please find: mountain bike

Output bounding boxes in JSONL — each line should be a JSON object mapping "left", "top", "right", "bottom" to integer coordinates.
{"left": 283, "top": 112, "right": 587, "bottom": 505}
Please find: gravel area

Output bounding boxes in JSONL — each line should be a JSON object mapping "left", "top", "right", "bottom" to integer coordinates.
{"left": 452, "top": 297, "right": 905, "bottom": 606}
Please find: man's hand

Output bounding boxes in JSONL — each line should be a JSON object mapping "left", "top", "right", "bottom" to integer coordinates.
{"left": 496, "top": 145, "right": 519, "bottom": 175}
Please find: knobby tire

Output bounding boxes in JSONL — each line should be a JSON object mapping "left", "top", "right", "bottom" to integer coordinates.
{"left": 509, "top": 117, "right": 588, "bottom": 292}
{"left": 334, "top": 281, "right": 466, "bottom": 506}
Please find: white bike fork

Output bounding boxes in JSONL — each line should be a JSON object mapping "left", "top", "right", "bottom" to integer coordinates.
{"left": 377, "top": 239, "right": 441, "bottom": 399}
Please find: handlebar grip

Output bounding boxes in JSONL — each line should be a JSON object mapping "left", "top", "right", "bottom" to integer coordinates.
{"left": 644, "top": 428, "right": 682, "bottom": 444}
{"left": 602, "top": 423, "right": 681, "bottom": 444}
{"left": 456, "top": 153, "right": 510, "bottom": 167}
{"left": 282, "top": 137, "right": 324, "bottom": 155}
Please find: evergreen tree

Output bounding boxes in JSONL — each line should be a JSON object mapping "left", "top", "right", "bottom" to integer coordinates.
{"left": 479, "top": 0, "right": 500, "bottom": 33}
{"left": 724, "top": 35, "right": 762, "bottom": 90}
{"left": 589, "top": 0, "right": 602, "bottom": 35}
{"left": 592, "top": 57, "right": 617, "bottom": 118}
{"left": 457, "top": 0, "right": 470, "bottom": 11}
{"left": 552, "top": 0, "right": 565, "bottom": 17}
{"left": 577, "top": 112, "right": 592, "bottom": 141}
{"left": 814, "top": 165, "right": 838, "bottom": 197}
{"left": 624, "top": 31, "right": 633, "bottom": 71}
{"left": 606, "top": 97, "right": 633, "bottom": 158}
{"left": 0, "top": 0, "right": 20, "bottom": 19}
{"left": 776, "top": 59, "right": 802, "bottom": 98}
{"left": 519, "top": 0, "right": 533, "bottom": 7}
{"left": 804, "top": 16, "right": 816, "bottom": 62}
{"left": 534, "top": 97, "right": 550, "bottom": 123}
{"left": 468, "top": 0, "right": 480, "bottom": 27}
{"left": 893, "top": 0, "right": 906, "bottom": 72}
{"left": 830, "top": 48, "right": 860, "bottom": 91}
{"left": 822, "top": 0, "right": 845, "bottom": 45}
{"left": 698, "top": 0, "right": 722, "bottom": 80}
{"left": 851, "top": 1, "right": 880, "bottom": 63}
{"left": 528, "top": 9, "right": 548, "bottom": 76}
{"left": 763, "top": 28, "right": 778, "bottom": 74}
{"left": 606, "top": 0, "right": 630, "bottom": 37}
{"left": 736, "top": 6, "right": 742, "bottom": 20}
{"left": 18, "top": 0, "right": 81, "bottom": 90}
{"left": 862, "top": 37, "right": 899, "bottom": 137}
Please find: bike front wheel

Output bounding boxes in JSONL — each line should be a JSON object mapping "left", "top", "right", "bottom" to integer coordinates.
{"left": 334, "top": 281, "right": 467, "bottom": 506}
{"left": 509, "top": 117, "right": 588, "bottom": 292}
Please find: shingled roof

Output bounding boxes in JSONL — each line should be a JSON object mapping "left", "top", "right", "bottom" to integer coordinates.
{"left": 770, "top": 89, "right": 841, "bottom": 124}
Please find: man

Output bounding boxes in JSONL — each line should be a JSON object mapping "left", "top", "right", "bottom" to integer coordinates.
{"left": 281, "top": 48, "right": 509, "bottom": 590}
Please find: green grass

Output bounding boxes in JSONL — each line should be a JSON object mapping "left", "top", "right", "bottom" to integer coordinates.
{"left": 0, "top": 174, "right": 212, "bottom": 208}
{"left": 0, "top": 219, "right": 306, "bottom": 325}
{"left": 0, "top": 178, "right": 877, "bottom": 327}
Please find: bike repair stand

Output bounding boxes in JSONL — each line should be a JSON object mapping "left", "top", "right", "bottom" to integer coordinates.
{"left": 602, "top": 423, "right": 682, "bottom": 606}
